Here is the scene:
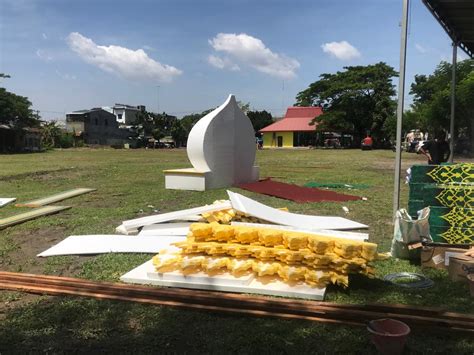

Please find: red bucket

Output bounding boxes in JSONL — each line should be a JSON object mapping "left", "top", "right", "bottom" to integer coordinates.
{"left": 367, "top": 318, "right": 410, "bottom": 355}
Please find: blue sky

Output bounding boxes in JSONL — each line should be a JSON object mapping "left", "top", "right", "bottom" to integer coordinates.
{"left": 0, "top": 0, "right": 468, "bottom": 120}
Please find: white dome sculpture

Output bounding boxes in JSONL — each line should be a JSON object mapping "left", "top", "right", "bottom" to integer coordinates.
{"left": 164, "top": 95, "right": 259, "bottom": 190}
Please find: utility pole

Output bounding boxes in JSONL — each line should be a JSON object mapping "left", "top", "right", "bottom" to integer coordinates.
{"left": 393, "top": 0, "right": 409, "bottom": 219}
{"left": 156, "top": 85, "right": 160, "bottom": 114}
{"left": 449, "top": 42, "right": 457, "bottom": 163}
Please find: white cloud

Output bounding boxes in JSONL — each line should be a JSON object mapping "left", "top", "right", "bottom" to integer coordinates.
{"left": 142, "top": 45, "right": 155, "bottom": 51}
{"left": 55, "top": 69, "right": 76, "bottom": 80}
{"left": 42, "top": 33, "right": 47, "bottom": 40}
{"left": 67, "top": 32, "right": 182, "bottom": 82}
{"left": 36, "top": 49, "right": 53, "bottom": 61}
{"left": 415, "top": 43, "right": 427, "bottom": 54}
{"left": 208, "top": 33, "right": 299, "bottom": 79}
{"left": 208, "top": 55, "right": 240, "bottom": 71}
{"left": 321, "top": 41, "right": 361, "bottom": 60}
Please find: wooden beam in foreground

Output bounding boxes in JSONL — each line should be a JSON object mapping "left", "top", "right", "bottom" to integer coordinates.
{"left": 0, "top": 206, "right": 71, "bottom": 229}
{"left": 15, "top": 188, "right": 96, "bottom": 208}
{"left": 0, "top": 272, "right": 473, "bottom": 333}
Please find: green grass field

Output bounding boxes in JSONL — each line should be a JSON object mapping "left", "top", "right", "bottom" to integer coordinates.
{"left": 0, "top": 148, "right": 473, "bottom": 353}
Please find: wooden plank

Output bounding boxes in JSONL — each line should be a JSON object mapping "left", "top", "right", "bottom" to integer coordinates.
{"left": 0, "top": 272, "right": 473, "bottom": 332}
{"left": 0, "top": 206, "right": 71, "bottom": 229}
{"left": 15, "top": 188, "right": 96, "bottom": 207}
{"left": 0, "top": 280, "right": 361, "bottom": 327}
{"left": 2, "top": 271, "right": 474, "bottom": 324}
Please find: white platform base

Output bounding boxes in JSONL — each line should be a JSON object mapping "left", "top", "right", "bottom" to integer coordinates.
{"left": 164, "top": 166, "right": 259, "bottom": 191}
{"left": 164, "top": 168, "right": 208, "bottom": 191}
{"left": 120, "top": 260, "right": 326, "bottom": 300}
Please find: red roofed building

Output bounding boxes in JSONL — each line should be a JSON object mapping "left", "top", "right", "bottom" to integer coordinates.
{"left": 259, "top": 106, "right": 323, "bottom": 148}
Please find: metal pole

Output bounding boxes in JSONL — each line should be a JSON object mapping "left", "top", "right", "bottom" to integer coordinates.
{"left": 393, "top": 0, "right": 409, "bottom": 219}
{"left": 449, "top": 42, "right": 457, "bottom": 163}
{"left": 157, "top": 85, "right": 160, "bottom": 113}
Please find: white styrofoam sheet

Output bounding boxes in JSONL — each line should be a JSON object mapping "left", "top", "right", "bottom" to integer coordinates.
{"left": 120, "top": 260, "right": 325, "bottom": 300}
{"left": 0, "top": 198, "right": 16, "bottom": 208}
{"left": 147, "top": 269, "right": 253, "bottom": 287}
{"left": 228, "top": 191, "right": 368, "bottom": 231}
{"left": 231, "top": 222, "right": 368, "bottom": 241}
{"left": 118, "top": 201, "right": 231, "bottom": 233}
{"left": 138, "top": 223, "right": 191, "bottom": 237}
{"left": 38, "top": 235, "right": 182, "bottom": 257}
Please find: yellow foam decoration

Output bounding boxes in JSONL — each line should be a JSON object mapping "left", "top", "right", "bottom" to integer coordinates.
{"left": 200, "top": 200, "right": 289, "bottom": 224}
{"left": 157, "top": 223, "right": 378, "bottom": 289}
{"left": 187, "top": 223, "right": 379, "bottom": 261}
{"left": 173, "top": 240, "right": 371, "bottom": 275}
{"left": 152, "top": 251, "right": 348, "bottom": 288}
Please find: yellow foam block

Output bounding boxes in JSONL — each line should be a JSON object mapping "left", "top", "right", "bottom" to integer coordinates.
{"left": 283, "top": 232, "right": 308, "bottom": 250}
{"left": 258, "top": 229, "right": 283, "bottom": 246}
{"left": 189, "top": 223, "right": 212, "bottom": 238}
{"left": 211, "top": 223, "right": 235, "bottom": 242}
{"left": 234, "top": 226, "right": 259, "bottom": 244}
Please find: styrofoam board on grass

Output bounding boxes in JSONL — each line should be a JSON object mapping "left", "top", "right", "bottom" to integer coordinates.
{"left": 0, "top": 198, "right": 16, "bottom": 208}
{"left": 138, "top": 223, "right": 191, "bottom": 237}
{"left": 117, "top": 201, "right": 231, "bottom": 233}
{"left": 147, "top": 269, "right": 254, "bottom": 287}
{"left": 38, "top": 235, "right": 182, "bottom": 257}
{"left": 227, "top": 190, "right": 367, "bottom": 230}
{"left": 0, "top": 205, "right": 71, "bottom": 230}
{"left": 15, "top": 188, "right": 96, "bottom": 207}
{"left": 121, "top": 260, "right": 325, "bottom": 300}
{"left": 230, "top": 222, "right": 368, "bottom": 241}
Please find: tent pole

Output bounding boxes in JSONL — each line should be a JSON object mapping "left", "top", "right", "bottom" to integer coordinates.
{"left": 449, "top": 42, "right": 457, "bottom": 163}
{"left": 393, "top": 0, "right": 410, "bottom": 219}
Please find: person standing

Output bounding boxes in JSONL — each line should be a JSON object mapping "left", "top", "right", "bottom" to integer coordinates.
{"left": 361, "top": 135, "right": 373, "bottom": 150}
{"left": 418, "top": 131, "right": 451, "bottom": 165}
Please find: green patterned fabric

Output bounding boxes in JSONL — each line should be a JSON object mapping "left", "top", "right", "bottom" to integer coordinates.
{"left": 408, "top": 163, "right": 474, "bottom": 244}
{"left": 429, "top": 206, "right": 474, "bottom": 228}
{"left": 423, "top": 185, "right": 474, "bottom": 208}
{"left": 430, "top": 225, "right": 473, "bottom": 244}
{"left": 409, "top": 183, "right": 434, "bottom": 200}
{"left": 410, "top": 163, "right": 474, "bottom": 184}
{"left": 427, "top": 163, "right": 474, "bottom": 185}
{"left": 408, "top": 199, "right": 426, "bottom": 218}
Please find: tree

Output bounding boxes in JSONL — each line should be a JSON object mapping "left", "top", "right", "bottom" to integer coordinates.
{"left": 237, "top": 101, "right": 250, "bottom": 114}
{"left": 247, "top": 110, "right": 273, "bottom": 132}
{"left": 0, "top": 74, "right": 40, "bottom": 128}
{"left": 41, "top": 121, "right": 62, "bottom": 148}
{"left": 409, "top": 59, "right": 474, "bottom": 154}
{"left": 295, "top": 62, "right": 398, "bottom": 143}
{"left": 170, "top": 119, "right": 187, "bottom": 147}
{"left": 178, "top": 108, "right": 214, "bottom": 144}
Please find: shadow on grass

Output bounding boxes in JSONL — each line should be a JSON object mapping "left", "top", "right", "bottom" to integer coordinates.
{"left": 327, "top": 272, "right": 473, "bottom": 314}
{"left": 0, "top": 296, "right": 473, "bottom": 354}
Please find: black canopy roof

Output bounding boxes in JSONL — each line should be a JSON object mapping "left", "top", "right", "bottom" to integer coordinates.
{"left": 423, "top": 0, "right": 474, "bottom": 58}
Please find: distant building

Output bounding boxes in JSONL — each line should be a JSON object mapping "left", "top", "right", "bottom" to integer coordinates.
{"left": 103, "top": 103, "right": 145, "bottom": 125}
{"left": 66, "top": 108, "right": 129, "bottom": 145}
{"left": 259, "top": 107, "right": 323, "bottom": 148}
{"left": 0, "top": 124, "right": 42, "bottom": 152}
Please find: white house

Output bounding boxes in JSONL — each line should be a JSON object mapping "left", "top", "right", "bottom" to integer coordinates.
{"left": 103, "top": 104, "right": 146, "bottom": 125}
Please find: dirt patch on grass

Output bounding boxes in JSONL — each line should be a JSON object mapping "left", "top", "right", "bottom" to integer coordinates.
{"left": 2, "top": 227, "right": 67, "bottom": 272}
{"left": 1, "top": 167, "right": 77, "bottom": 181}
{"left": 0, "top": 226, "right": 89, "bottom": 315}
{"left": 3, "top": 227, "right": 88, "bottom": 276}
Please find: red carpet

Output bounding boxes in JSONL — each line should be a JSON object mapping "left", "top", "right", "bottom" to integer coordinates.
{"left": 237, "top": 178, "right": 361, "bottom": 203}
